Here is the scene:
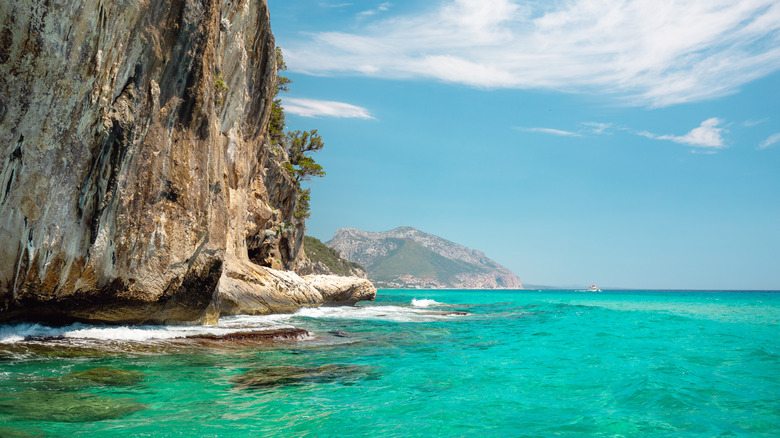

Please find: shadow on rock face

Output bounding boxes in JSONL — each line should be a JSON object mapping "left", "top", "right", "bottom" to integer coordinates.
{"left": 232, "top": 364, "right": 379, "bottom": 389}
{"left": 0, "top": 391, "right": 147, "bottom": 422}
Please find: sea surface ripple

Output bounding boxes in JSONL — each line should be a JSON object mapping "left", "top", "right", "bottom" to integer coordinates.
{"left": 0, "top": 289, "right": 778, "bottom": 437}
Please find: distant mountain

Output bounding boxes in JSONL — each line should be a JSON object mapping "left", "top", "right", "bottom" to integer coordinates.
{"left": 326, "top": 227, "right": 522, "bottom": 289}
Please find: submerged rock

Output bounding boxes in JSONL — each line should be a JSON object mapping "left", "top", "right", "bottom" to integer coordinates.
{"left": 0, "top": 391, "right": 146, "bottom": 422}
{"left": 0, "top": 427, "right": 44, "bottom": 437}
{"left": 232, "top": 364, "right": 376, "bottom": 389}
{"left": 61, "top": 367, "right": 146, "bottom": 387}
{"left": 328, "top": 330, "right": 353, "bottom": 338}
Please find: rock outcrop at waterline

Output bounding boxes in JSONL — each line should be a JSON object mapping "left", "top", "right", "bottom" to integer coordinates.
{"left": 0, "top": 0, "right": 374, "bottom": 324}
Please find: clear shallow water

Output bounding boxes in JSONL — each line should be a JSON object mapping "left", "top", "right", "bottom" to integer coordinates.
{"left": 0, "top": 289, "right": 778, "bottom": 437}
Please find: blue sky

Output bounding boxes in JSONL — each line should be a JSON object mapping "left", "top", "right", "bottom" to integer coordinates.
{"left": 267, "top": 0, "right": 780, "bottom": 290}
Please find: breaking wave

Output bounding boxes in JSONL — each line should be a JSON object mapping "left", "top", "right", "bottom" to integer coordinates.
{"left": 0, "top": 314, "right": 295, "bottom": 344}
{"left": 294, "top": 301, "right": 464, "bottom": 323}
{"left": 0, "top": 301, "right": 467, "bottom": 347}
{"left": 411, "top": 298, "right": 443, "bottom": 308}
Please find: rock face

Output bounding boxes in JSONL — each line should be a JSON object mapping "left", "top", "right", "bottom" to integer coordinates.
{"left": 328, "top": 227, "right": 523, "bottom": 289}
{"left": 217, "top": 257, "right": 323, "bottom": 316}
{"left": 302, "top": 275, "right": 376, "bottom": 305}
{"left": 0, "top": 0, "right": 370, "bottom": 324}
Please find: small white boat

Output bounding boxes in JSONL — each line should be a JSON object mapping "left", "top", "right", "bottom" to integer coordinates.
{"left": 587, "top": 285, "right": 601, "bottom": 292}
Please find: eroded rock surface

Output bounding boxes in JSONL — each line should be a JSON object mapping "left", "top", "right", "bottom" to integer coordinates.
{"left": 217, "top": 256, "right": 322, "bottom": 315}
{"left": 303, "top": 275, "right": 377, "bottom": 305}
{"left": 0, "top": 0, "right": 371, "bottom": 324}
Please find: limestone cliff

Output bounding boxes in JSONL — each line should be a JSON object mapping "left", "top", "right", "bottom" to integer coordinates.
{"left": 0, "top": 0, "right": 373, "bottom": 324}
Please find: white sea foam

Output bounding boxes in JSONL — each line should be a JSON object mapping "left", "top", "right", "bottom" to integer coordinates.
{"left": 294, "top": 304, "right": 460, "bottom": 323}
{"left": 0, "top": 303, "right": 465, "bottom": 345}
{"left": 411, "top": 298, "right": 442, "bottom": 308}
{"left": 0, "top": 323, "right": 63, "bottom": 343}
{"left": 0, "top": 315, "right": 295, "bottom": 344}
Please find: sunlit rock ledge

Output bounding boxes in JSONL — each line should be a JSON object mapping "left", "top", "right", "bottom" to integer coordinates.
{"left": 218, "top": 256, "right": 376, "bottom": 317}
{"left": 302, "top": 275, "right": 377, "bottom": 306}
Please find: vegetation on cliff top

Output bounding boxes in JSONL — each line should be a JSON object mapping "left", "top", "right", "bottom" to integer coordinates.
{"left": 303, "top": 236, "right": 365, "bottom": 277}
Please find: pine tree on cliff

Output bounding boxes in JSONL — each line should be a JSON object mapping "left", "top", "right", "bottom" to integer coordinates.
{"left": 270, "top": 48, "right": 325, "bottom": 219}
{"left": 284, "top": 129, "right": 326, "bottom": 219}
{"left": 269, "top": 47, "right": 290, "bottom": 145}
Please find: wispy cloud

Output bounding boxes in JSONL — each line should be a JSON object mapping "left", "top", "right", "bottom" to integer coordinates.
{"left": 743, "top": 118, "right": 768, "bottom": 127}
{"left": 283, "top": 0, "right": 780, "bottom": 107}
{"left": 358, "top": 2, "right": 391, "bottom": 18}
{"left": 639, "top": 118, "right": 727, "bottom": 148}
{"left": 516, "top": 127, "right": 582, "bottom": 137}
{"left": 282, "top": 98, "right": 374, "bottom": 119}
{"left": 320, "top": 2, "right": 353, "bottom": 8}
{"left": 581, "top": 122, "right": 612, "bottom": 135}
{"left": 516, "top": 122, "right": 614, "bottom": 137}
{"left": 759, "top": 132, "right": 780, "bottom": 149}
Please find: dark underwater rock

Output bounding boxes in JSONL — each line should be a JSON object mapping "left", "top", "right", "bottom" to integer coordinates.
{"left": 61, "top": 367, "right": 146, "bottom": 387}
{"left": 328, "top": 330, "right": 353, "bottom": 338}
{"left": 0, "top": 391, "right": 146, "bottom": 422}
{"left": 232, "top": 364, "right": 376, "bottom": 389}
{"left": 0, "top": 427, "right": 44, "bottom": 437}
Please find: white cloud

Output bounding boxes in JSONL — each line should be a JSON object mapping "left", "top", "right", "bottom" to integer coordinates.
{"left": 282, "top": 98, "right": 374, "bottom": 119}
{"left": 358, "top": 2, "right": 391, "bottom": 18}
{"left": 321, "top": 2, "right": 353, "bottom": 7}
{"left": 639, "top": 118, "right": 727, "bottom": 148}
{"left": 581, "top": 122, "right": 612, "bottom": 134}
{"left": 759, "top": 132, "right": 780, "bottom": 149}
{"left": 516, "top": 122, "right": 615, "bottom": 137}
{"left": 516, "top": 127, "right": 582, "bottom": 137}
{"left": 282, "top": 0, "right": 780, "bottom": 107}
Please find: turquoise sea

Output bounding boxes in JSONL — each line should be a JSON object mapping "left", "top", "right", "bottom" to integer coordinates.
{"left": 1, "top": 289, "right": 778, "bottom": 437}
